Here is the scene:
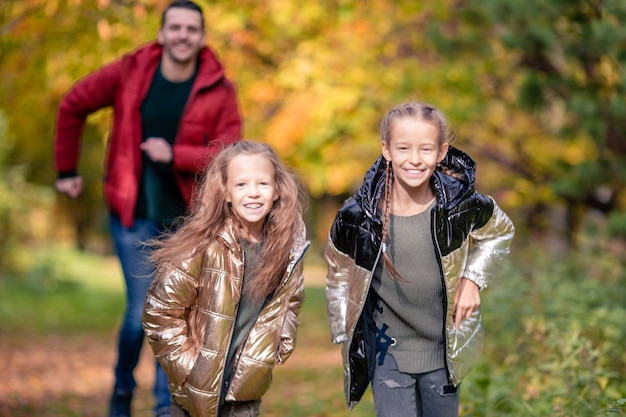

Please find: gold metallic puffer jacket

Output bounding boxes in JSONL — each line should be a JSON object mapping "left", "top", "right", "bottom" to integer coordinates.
{"left": 143, "top": 222, "right": 308, "bottom": 417}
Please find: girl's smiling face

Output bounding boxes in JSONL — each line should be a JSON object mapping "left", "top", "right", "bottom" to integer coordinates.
{"left": 382, "top": 117, "right": 449, "bottom": 198}
{"left": 226, "top": 154, "right": 278, "bottom": 242}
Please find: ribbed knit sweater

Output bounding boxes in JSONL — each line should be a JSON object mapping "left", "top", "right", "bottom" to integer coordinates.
{"left": 372, "top": 206, "right": 445, "bottom": 374}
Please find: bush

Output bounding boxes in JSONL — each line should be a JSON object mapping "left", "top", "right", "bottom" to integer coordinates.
{"left": 0, "top": 110, "right": 56, "bottom": 274}
{"left": 461, "top": 243, "right": 626, "bottom": 416}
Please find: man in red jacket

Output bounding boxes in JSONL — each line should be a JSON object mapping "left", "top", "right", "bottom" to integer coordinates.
{"left": 53, "top": 2, "right": 241, "bottom": 416}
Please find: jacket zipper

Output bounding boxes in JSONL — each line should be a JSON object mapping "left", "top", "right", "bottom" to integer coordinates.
{"left": 220, "top": 246, "right": 245, "bottom": 404}
{"left": 224, "top": 242, "right": 309, "bottom": 398}
{"left": 431, "top": 207, "right": 454, "bottom": 386}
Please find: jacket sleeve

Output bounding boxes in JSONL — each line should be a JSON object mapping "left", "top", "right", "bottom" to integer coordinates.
{"left": 171, "top": 80, "right": 242, "bottom": 174}
{"left": 275, "top": 260, "right": 305, "bottom": 365}
{"left": 143, "top": 259, "right": 201, "bottom": 387}
{"left": 53, "top": 60, "right": 124, "bottom": 174}
{"left": 324, "top": 214, "right": 352, "bottom": 345}
{"left": 463, "top": 198, "right": 515, "bottom": 290}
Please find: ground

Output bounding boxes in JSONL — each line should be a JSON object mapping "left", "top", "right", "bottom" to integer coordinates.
{"left": 0, "top": 266, "right": 347, "bottom": 417}
{"left": 0, "top": 333, "right": 155, "bottom": 417}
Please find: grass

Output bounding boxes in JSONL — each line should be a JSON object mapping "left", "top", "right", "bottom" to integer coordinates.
{"left": 264, "top": 285, "right": 376, "bottom": 417}
{"left": 0, "top": 245, "right": 372, "bottom": 416}
{"left": 0, "top": 247, "right": 125, "bottom": 335}
{"left": 1, "top": 244, "right": 625, "bottom": 417}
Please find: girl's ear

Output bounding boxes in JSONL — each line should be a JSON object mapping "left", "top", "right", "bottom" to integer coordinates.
{"left": 273, "top": 190, "right": 279, "bottom": 202}
{"left": 437, "top": 142, "right": 449, "bottom": 163}
{"left": 225, "top": 192, "right": 232, "bottom": 203}
{"left": 381, "top": 140, "right": 391, "bottom": 162}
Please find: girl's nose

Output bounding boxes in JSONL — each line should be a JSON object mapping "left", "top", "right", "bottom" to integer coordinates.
{"left": 249, "top": 185, "right": 260, "bottom": 196}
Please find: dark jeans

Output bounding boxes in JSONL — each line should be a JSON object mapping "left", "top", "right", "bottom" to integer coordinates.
{"left": 371, "top": 354, "right": 460, "bottom": 417}
{"left": 109, "top": 214, "right": 170, "bottom": 413}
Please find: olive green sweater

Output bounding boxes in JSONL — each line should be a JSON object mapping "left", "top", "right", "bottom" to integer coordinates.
{"left": 372, "top": 207, "right": 445, "bottom": 374}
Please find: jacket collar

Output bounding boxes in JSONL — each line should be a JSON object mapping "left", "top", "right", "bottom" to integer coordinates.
{"left": 216, "top": 218, "right": 310, "bottom": 266}
{"left": 431, "top": 146, "right": 476, "bottom": 208}
{"left": 136, "top": 41, "right": 226, "bottom": 89}
{"left": 216, "top": 219, "right": 242, "bottom": 257}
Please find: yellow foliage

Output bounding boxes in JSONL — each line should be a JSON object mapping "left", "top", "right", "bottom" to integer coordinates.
{"left": 248, "top": 81, "right": 278, "bottom": 104}
{"left": 599, "top": 57, "right": 620, "bottom": 89}
{"left": 133, "top": 4, "right": 147, "bottom": 20}
{"left": 325, "top": 161, "right": 362, "bottom": 196}
{"left": 51, "top": 73, "right": 73, "bottom": 97}
{"left": 97, "top": 19, "right": 112, "bottom": 41}
{"left": 264, "top": 94, "right": 314, "bottom": 156}
{"left": 44, "top": 0, "right": 59, "bottom": 16}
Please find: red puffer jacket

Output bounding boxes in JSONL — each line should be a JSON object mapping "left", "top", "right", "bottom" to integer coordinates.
{"left": 54, "top": 41, "right": 241, "bottom": 227}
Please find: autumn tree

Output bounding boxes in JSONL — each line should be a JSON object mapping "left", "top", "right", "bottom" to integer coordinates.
{"left": 429, "top": 0, "right": 626, "bottom": 244}
{"left": 4, "top": 0, "right": 623, "bottom": 249}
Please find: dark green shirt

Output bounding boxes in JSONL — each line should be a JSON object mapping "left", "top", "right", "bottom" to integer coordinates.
{"left": 135, "top": 63, "right": 197, "bottom": 226}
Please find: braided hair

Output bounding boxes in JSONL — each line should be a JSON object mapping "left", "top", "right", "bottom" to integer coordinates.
{"left": 378, "top": 101, "right": 452, "bottom": 281}
{"left": 380, "top": 159, "right": 409, "bottom": 282}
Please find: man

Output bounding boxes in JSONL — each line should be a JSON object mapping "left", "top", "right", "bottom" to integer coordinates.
{"left": 53, "top": 2, "right": 241, "bottom": 416}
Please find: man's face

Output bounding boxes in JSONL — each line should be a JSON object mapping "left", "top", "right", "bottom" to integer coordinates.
{"left": 158, "top": 7, "right": 205, "bottom": 65}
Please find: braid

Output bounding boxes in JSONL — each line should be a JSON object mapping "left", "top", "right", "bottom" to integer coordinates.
{"left": 380, "top": 161, "right": 391, "bottom": 254}
{"left": 381, "top": 161, "right": 409, "bottom": 282}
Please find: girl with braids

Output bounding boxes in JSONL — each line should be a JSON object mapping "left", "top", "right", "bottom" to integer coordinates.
{"left": 325, "top": 102, "right": 514, "bottom": 417}
{"left": 143, "top": 141, "right": 309, "bottom": 417}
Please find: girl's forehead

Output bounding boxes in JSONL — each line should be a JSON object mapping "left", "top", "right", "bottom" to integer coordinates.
{"left": 227, "top": 154, "right": 275, "bottom": 175}
{"left": 392, "top": 116, "right": 436, "bottom": 128}
{"left": 390, "top": 118, "right": 440, "bottom": 137}
{"left": 230, "top": 153, "right": 269, "bottom": 164}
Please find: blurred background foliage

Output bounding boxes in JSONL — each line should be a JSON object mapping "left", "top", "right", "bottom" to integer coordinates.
{"left": 0, "top": 0, "right": 626, "bottom": 250}
{"left": 1, "top": 0, "right": 625, "bottom": 415}
{"left": 2, "top": 0, "right": 626, "bottom": 250}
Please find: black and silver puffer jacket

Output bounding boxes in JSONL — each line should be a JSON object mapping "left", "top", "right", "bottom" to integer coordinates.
{"left": 324, "top": 147, "right": 515, "bottom": 409}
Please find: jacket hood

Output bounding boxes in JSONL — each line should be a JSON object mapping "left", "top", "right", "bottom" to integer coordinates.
{"left": 432, "top": 145, "right": 476, "bottom": 208}
{"left": 354, "top": 145, "right": 477, "bottom": 212}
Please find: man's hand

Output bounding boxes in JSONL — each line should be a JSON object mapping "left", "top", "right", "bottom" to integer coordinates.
{"left": 452, "top": 278, "right": 480, "bottom": 329}
{"left": 140, "top": 137, "right": 173, "bottom": 164}
{"left": 55, "top": 176, "right": 83, "bottom": 199}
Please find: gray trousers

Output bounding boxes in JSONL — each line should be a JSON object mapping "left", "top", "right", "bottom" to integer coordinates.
{"left": 171, "top": 398, "right": 261, "bottom": 417}
{"left": 371, "top": 354, "right": 460, "bottom": 417}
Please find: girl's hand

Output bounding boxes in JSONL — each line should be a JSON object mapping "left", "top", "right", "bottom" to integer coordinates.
{"left": 453, "top": 278, "right": 480, "bottom": 329}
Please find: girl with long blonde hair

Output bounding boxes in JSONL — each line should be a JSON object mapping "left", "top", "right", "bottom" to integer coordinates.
{"left": 143, "top": 141, "right": 309, "bottom": 417}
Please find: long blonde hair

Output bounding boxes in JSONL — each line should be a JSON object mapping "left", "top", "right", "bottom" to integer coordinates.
{"left": 149, "top": 141, "right": 305, "bottom": 301}
{"left": 378, "top": 102, "right": 451, "bottom": 281}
